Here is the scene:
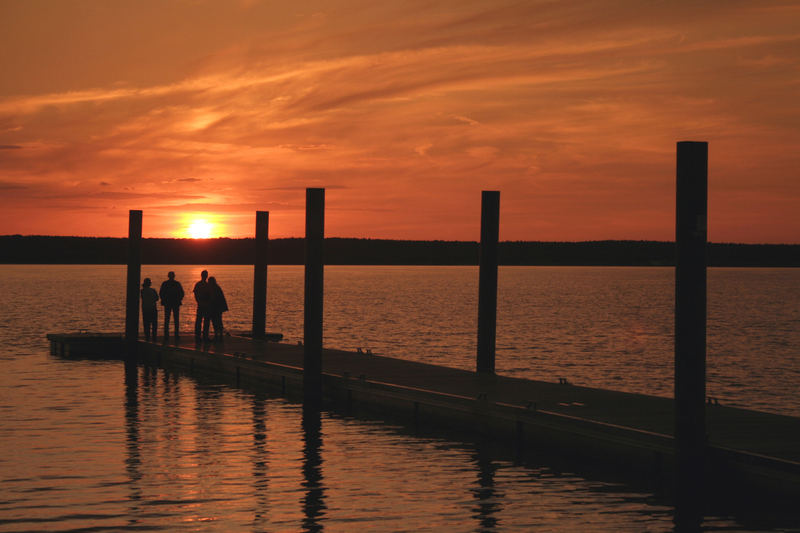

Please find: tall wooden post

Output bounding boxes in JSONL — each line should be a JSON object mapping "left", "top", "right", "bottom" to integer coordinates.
{"left": 675, "top": 141, "right": 708, "bottom": 527}
{"left": 477, "top": 191, "right": 500, "bottom": 374}
{"left": 125, "top": 210, "right": 142, "bottom": 356}
{"left": 304, "top": 188, "right": 325, "bottom": 405}
{"left": 252, "top": 211, "right": 269, "bottom": 339}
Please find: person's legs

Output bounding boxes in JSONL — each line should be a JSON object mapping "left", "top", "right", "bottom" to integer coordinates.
{"left": 212, "top": 313, "right": 223, "bottom": 341}
{"left": 142, "top": 312, "right": 151, "bottom": 341}
{"left": 151, "top": 310, "right": 158, "bottom": 342}
{"left": 163, "top": 308, "right": 170, "bottom": 340}
{"left": 195, "top": 308, "right": 203, "bottom": 339}
{"left": 202, "top": 313, "right": 211, "bottom": 341}
{"left": 173, "top": 307, "right": 180, "bottom": 339}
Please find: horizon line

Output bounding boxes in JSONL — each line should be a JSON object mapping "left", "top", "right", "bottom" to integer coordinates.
{"left": 2, "top": 234, "right": 799, "bottom": 246}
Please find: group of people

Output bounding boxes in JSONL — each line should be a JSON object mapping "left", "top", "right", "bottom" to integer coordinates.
{"left": 140, "top": 270, "right": 228, "bottom": 343}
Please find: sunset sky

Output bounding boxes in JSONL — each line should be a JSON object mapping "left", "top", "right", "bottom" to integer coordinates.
{"left": 1, "top": 1, "right": 798, "bottom": 242}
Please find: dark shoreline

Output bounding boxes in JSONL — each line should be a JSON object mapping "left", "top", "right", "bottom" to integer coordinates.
{"left": 3, "top": 235, "right": 799, "bottom": 267}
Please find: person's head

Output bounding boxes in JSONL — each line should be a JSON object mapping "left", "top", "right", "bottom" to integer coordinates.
{"left": 208, "top": 276, "right": 217, "bottom": 285}
{"left": 168, "top": 271, "right": 175, "bottom": 280}
{"left": 142, "top": 278, "right": 151, "bottom": 287}
{"left": 201, "top": 270, "right": 208, "bottom": 280}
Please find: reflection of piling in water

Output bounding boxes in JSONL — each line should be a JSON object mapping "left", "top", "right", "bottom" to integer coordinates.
{"left": 477, "top": 191, "right": 500, "bottom": 374}
{"left": 674, "top": 141, "right": 708, "bottom": 528}
{"left": 125, "top": 210, "right": 142, "bottom": 356}
{"left": 124, "top": 360, "right": 142, "bottom": 511}
{"left": 304, "top": 188, "right": 325, "bottom": 407}
{"left": 472, "top": 443, "right": 502, "bottom": 530}
{"left": 302, "top": 405, "right": 325, "bottom": 532}
{"left": 252, "top": 211, "right": 269, "bottom": 339}
{"left": 251, "top": 394, "right": 270, "bottom": 530}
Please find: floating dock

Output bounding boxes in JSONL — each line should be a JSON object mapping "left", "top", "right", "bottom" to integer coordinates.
{"left": 47, "top": 331, "right": 800, "bottom": 507}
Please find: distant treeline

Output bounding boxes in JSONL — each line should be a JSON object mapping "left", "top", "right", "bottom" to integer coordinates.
{"left": 1, "top": 235, "right": 799, "bottom": 266}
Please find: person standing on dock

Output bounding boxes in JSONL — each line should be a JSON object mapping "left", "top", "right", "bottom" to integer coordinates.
{"left": 140, "top": 278, "right": 159, "bottom": 342}
{"left": 159, "top": 271, "right": 184, "bottom": 341}
{"left": 207, "top": 276, "right": 228, "bottom": 342}
{"left": 193, "top": 270, "right": 211, "bottom": 341}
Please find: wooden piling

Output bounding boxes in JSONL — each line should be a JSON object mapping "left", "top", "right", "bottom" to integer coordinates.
{"left": 124, "top": 210, "right": 142, "bottom": 353}
{"left": 674, "top": 141, "right": 708, "bottom": 526}
{"left": 304, "top": 188, "right": 325, "bottom": 405}
{"left": 477, "top": 191, "right": 500, "bottom": 374}
{"left": 252, "top": 211, "right": 269, "bottom": 339}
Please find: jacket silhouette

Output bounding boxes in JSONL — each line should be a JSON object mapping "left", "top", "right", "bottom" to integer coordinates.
{"left": 159, "top": 271, "right": 184, "bottom": 339}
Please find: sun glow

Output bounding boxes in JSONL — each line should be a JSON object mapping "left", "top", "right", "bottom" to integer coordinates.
{"left": 175, "top": 212, "right": 229, "bottom": 238}
{"left": 187, "top": 219, "right": 213, "bottom": 238}
{"left": 184, "top": 218, "right": 216, "bottom": 239}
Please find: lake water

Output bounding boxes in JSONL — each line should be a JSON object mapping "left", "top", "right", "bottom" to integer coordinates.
{"left": 1, "top": 265, "right": 798, "bottom": 531}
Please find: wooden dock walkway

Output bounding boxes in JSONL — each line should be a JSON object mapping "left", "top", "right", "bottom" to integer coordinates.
{"left": 47, "top": 331, "right": 800, "bottom": 504}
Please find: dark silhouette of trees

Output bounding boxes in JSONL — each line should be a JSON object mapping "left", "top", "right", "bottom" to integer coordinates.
{"left": 1, "top": 235, "right": 798, "bottom": 266}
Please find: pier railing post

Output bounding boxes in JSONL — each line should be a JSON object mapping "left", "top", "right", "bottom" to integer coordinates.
{"left": 674, "top": 141, "right": 708, "bottom": 526}
{"left": 125, "top": 210, "right": 143, "bottom": 355}
{"left": 253, "top": 211, "right": 269, "bottom": 339}
{"left": 477, "top": 191, "right": 500, "bottom": 374}
{"left": 304, "top": 188, "right": 325, "bottom": 405}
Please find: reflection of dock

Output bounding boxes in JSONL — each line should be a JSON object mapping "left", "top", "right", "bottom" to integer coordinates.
{"left": 47, "top": 331, "right": 800, "bottom": 504}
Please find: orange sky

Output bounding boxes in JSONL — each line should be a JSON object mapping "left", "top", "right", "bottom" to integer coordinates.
{"left": 1, "top": 1, "right": 798, "bottom": 242}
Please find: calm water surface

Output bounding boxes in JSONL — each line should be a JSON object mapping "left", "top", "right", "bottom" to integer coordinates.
{"left": 1, "top": 265, "right": 798, "bottom": 531}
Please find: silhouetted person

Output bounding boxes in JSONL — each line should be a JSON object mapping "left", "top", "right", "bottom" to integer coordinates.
{"left": 193, "top": 270, "right": 211, "bottom": 341}
{"left": 159, "top": 271, "right": 184, "bottom": 340}
{"left": 207, "top": 276, "right": 228, "bottom": 342}
{"left": 140, "top": 278, "right": 159, "bottom": 342}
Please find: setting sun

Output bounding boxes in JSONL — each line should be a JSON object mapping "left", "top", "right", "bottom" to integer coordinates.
{"left": 177, "top": 213, "right": 226, "bottom": 238}
{"left": 187, "top": 219, "right": 214, "bottom": 239}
